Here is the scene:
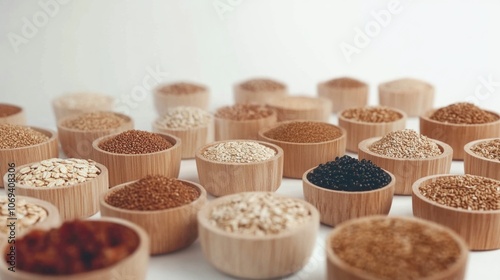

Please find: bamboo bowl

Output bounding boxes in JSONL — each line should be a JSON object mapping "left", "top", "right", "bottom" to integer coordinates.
{"left": 154, "top": 83, "right": 210, "bottom": 115}
{"left": 412, "top": 174, "right": 500, "bottom": 250}
{"left": 233, "top": 78, "right": 288, "bottom": 105}
{"left": 464, "top": 138, "right": 500, "bottom": 180}
{"left": 358, "top": 137, "right": 453, "bottom": 195}
{"left": 52, "top": 93, "right": 115, "bottom": 122}
{"left": 266, "top": 95, "right": 332, "bottom": 122}
{"left": 197, "top": 192, "right": 320, "bottom": 279}
{"left": 326, "top": 216, "right": 469, "bottom": 280}
{"left": 195, "top": 140, "right": 283, "bottom": 197}
{"left": 100, "top": 179, "right": 207, "bottom": 255}
{"left": 0, "top": 127, "right": 58, "bottom": 188}
{"left": 258, "top": 122, "right": 346, "bottom": 179}
{"left": 378, "top": 78, "right": 435, "bottom": 117}
{"left": 214, "top": 111, "right": 277, "bottom": 141}
{"left": 0, "top": 103, "right": 26, "bottom": 125}
{"left": 0, "top": 217, "right": 150, "bottom": 280}
{"left": 317, "top": 77, "right": 368, "bottom": 113}
{"left": 4, "top": 162, "right": 109, "bottom": 220}
{"left": 57, "top": 112, "right": 134, "bottom": 158}
{"left": 302, "top": 167, "right": 395, "bottom": 227}
{"left": 338, "top": 107, "right": 407, "bottom": 152}
{"left": 92, "top": 132, "right": 182, "bottom": 187}
{"left": 420, "top": 109, "right": 500, "bottom": 160}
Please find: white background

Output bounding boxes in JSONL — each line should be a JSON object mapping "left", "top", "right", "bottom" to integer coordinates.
{"left": 1, "top": 0, "right": 500, "bottom": 279}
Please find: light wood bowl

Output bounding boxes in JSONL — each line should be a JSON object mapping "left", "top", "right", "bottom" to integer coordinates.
{"left": 358, "top": 137, "right": 453, "bottom": 195}
{"left": 233, "top": 79, "right": 288, "bottom": 105}
{"left": 378, "top": 78, "right": 435, "bottom": 117}
{"left": 464, "top": 138, "right": 500, "bottom": 180}
{"left": 412, "top": 174, "right": 500, "bottom": 250}
{"left": 338, "top": 107, "right": 407, "bottom": 152}
{"left": 258, "top": 121, "right": 346, "bottom": 179}
{"left": 0, "top": 217, "right": 150, "bottom": 280}
{"left": 52, "top": 93, "right": 115, "bottom": 122}
{"left": 214, "top": 111, "right": 277, "bottom": 141}
{"left": 326, "top": 215, "right": 468, "bottom": 280}
{"left": 100, "top": 179, "right": 207, "bottom": 255}
{"left": 420, "top": 109, "right": 500, "bottom": 160}
{"left": 302, "top": 167, "right": 395, "bottom": 226}
{"left": 266, "top": 95, "right": 332, "bottom": 122}
{"left": 317, "top": 78, "right": 368, "bottom": 113}
{"left": 0, "top": 127, "right": 58, "bottom": 188}
{"left": 198, "top": 192, "right": 320, "bottom": 279}
{"left": 195, "top": 140, "right": 283, "bottom": 197}
{"left": 5, "top": 162, "right": 109, "bottom": 220}
{"left": 0, "top": 103, "right": 26, "bottom": 125}
{"left": 92, "top": 132, "right": 182, "bottom": 187}
{"left": 153, "top": 83, "right": 210, "bottom": 115}
{"left": 57, "top": 112, "right": 134, "bottom": 158}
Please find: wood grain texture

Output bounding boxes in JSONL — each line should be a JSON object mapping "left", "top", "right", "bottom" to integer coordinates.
{"left": 358, "top": 137, "right": 453, "bottom": 195}
{"left": 197, "top": 192, "right": 319, "bottom": 279}
{"left": 195, "top": 141, "right": 283, "bottom": 197}
{"left": 51, "top": 95, "right": 114, "bottom": 122}
{"left": 153, "top": 90, "right": 210, "bottom": 115}
{"left": 214, "top": 112, "right": 277, "bottom": 141}
{"left": 420, "top": 110, "right": 500, "bottom": 160}
{"left": 412, "top": 174, "right": 500, "bottom": 250}
{"left": 317, "top": 80, "right": 368, "bottom": 113}
{"left": 302, "top": 168, "right": 395, "bottom": 227}
{"left": 464, "top": 138, "right": 500, "bottom": 180}
{"left": 91, "top": 132, "right": 182, "bottom": 187}
{"left": 266, "top": 96, "right": 332, "bottom": 122}
{"left": 0, "top": 104, "right": 26, "bottom": 125}
{"left": 378, "top": 78, "right": 434, "bottom": 117}
{"left": 233, "top": 83, "right": 288, "bottom": 105}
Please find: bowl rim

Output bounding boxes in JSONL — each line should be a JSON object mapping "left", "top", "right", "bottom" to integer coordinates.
{"left": 338, "top": 106, "right": 407, "bottom": 125}
{"left": 378, "top": 78, "right": 435, "bottom": 92}
{"left": 325, "top": 215, "right": 468, "bottom": 280}
{"left": 266, "top": 95, "right": 331, "bottom": 112}
{"left": 318, "top": 77, "right": 368, "bottom": 90}
{"left": 464, "top": 138, "right": 500, "bottom": 164}
{"left": 234, "top": 78, "right": 287, "bottom": 92}
{"left": 420, "top": 108, "right": 500, "bottom": 127}
{"left": 0, "top": 103, "right": 23, "bottom": 118}
{"left": 412, "top": 174, "right": 500, "bottom": 214}
{"left": 0, "top": 126, "right": 57, "bottom": 152}
{"left": 52, "top": 93, "right": 114, "bottom": 108}
{"left": 212, "top": 108, "right": 277, "bottom": 123}
{"left": 153, "top": 82, "right": 209, "bottom": 96}
{"left": 57, "top": 111, "right": 133, "bottom": 133}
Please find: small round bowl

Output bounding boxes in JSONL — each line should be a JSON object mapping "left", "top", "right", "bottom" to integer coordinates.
{"left": 0, "top": 217, "right": 149, "bottom": 280}
{"left": 326, "top": 216, "right": 468, "bottom": 280}
{"left": 197, "top": 192, "right": 320, "bottom": 279}
{"left": 57, "top": 112, "right": 134, "bottom": 158}
{"left": 412, "top": 174, "right": 500, "bottom": 250}
{"left": 338, "top": 106, "right": 407, "bottom": 152}
{"left": 0, "top": 103, "right": 26, "bottom": 125}
{"left": 0, "top": 127, "right": 58, "bottom": 188}
{"left": 378, "top": 78, "right": 435, "bottom": 117}
{"left": 464, "top": 138, "right": 500, "bottom": 180}
{"left": 233, "top": 78, "right": 288, "bottom": 105}
{"left": 153, "top": 82, "right": 210, "bottom": 115}
{"left": 302, "top": 167, "right": 395, "bottom": 227}
{"left": 420, "top": 109, "right": 500, "bottom": 160}
{"left": 92, "top": 132, "right": 182, "bottom": 187}
{"left": 100, "top": 179, "right": 207, "bottom": 255}
{"left": 214, "top": 110, "right": 277, "bottom": 141}
{"left": 52, "top": 93, "right": 115, "bottom": 122}
{"left": 195, "top": 140, "right": 283, "bottom": 197}
{"left": 4, "top": 162, "right": 109, "bottom": 220}
{"left": 358, "top": 137, "right": 453, "bottom": 195}
{"left": 266, "top": 95, "right": 332, "bottom": 122}
{"left": 258, "top": 121, "right": 346, "bottom": 179}
{"left": 317, "top": 77, "right": 368, "bottom": 113}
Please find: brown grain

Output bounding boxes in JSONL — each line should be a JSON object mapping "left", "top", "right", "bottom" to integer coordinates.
{"left": 98, "top": 130, "right": 173, "bottom": 154}
{"left": 263, "top": 121, "right": 342, "bottom": 143}
{"left": 239, "top": 78, "right": 285, "bottom": 92}
{"left": 430, "top": 103, "right": 498, "bottom": 124}
{"left": 61, "top": 111, "right": 126, "bottom": 131}
{"left": 157, "top": 82, "right": 206, "bottom": 95}
{"left": 369, "top": 129, "right": 442, "bottom": 159}
{"left": 0, "top": 104, "right": 21, "bottom": 117}
{"left": 215, "top": 104, "right": 274, "bottom": 121}
{"left": 341, "top": 106, "right": 402, "bottom": 122}
{"left": 470, "top": 139, "right": 500, "bottom": 161}
{"left": 0, "top": 124, "right": 49, "bottom": 149}
{"left": 325, "top": 77, "right": 365, "bottom": 88}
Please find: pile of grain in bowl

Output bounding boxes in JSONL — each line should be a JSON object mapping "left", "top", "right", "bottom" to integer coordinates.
{"left": 418, "top": 175, "right": 500, "bottom": 211}
{"left": 155, "top": 106, "right": 211, "bottom": 129}
{"left": 430, "top": 102, "right": 499, "bottom": 124}
{"left": 210, "top": 193, "right": 311, "bottom": 236}
{"left": 331, "top": 217, "right": 462, "bottom": 280}
{"left": 470, "top": 139, "right": 500, "bottom": 161}
{"left": 0, "top": 104, "right": 21, "bottom": 117}
{"left": 0, "top": 124, "right": 49, "bottom": 149}
{"left": 157, "top": 82, "right": 206, "bottom": 95}
{"left": 369, "top": 129, "right": 442, "bottom": 159}
{"left": 0, "top": 197, "right": 47, "bottom": 234}
{"left": 61, "top": 111, "right": 126, "bottom": 131}
{"left": 215, "top": 104, "right": 274, "bottom": 121}
{"left": 239, "top": 78, "right": 285, "bottom": 92}
{"left": 324, "top": 77, "right": 365, "bottom": 88}
{"left": 341, "top": 106, "right": 402, "bottom": 123}
{"left": 263, "top": 121, "right": 342, "bottom": 143}
{"left": 105, "top": 175, "right": 200, "bottom": 211}
{"left": 98, "top": 130, "right": 173, "bottom": 154}
{"left": 16, "top": 158, "right": 100, "bottom": 187}
{"left": 202, "top": 141, "right": 276, "bottom": 163}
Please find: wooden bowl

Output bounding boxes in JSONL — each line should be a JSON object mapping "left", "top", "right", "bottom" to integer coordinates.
{"left": 266, "top": 95, "right": 332, "bottom": 122}
{"left": 92, "top": 132, "right": 182, "bottom": 187}
{"left": 52, "top": 93, "right": 115, "bottom": 122}
{"left": 233, "top": 78, "right": 288, "bottom": 105}
{"left": 338, "top": 107, "right": 407, "bottom": 152}
{"left": 100, "top": 179, "right": 207, "bottom": 255}
{"left": 153, "top": 83, "right": 210, "bottom": 115}
{"left": 4, "top": 162, "right": 109, "bottom": 220}
{"left": 0, "top": 217, "right": 149, "bottom": 280}
{"left": 197, "top": 192, "right": 319, "bottom": 279}
{"left": 0, "top": 103, "right": 26, "bottom": 125}
{"left": 258, "top": 121, "right": 346, "bottom": 179}
{"left": 412, "top": 174, "right": 500, "bottom": 250}
{"left": 195, "top": 140, "right": 283, "bottom": 197}
{"left": 57, "top": 112, "right": 134, "bottom": 158}
{"left": 214, "top": 111, "right": 277, "bottom": 141}
{"left": 378, "top": 78, "right": 435, "bottom": 117}
{"left": 317, "top": 77, "right": 369, "bottom": 113}
{"left": 302, "top": 167, "right": 395, "bottom": 226}
{"left": 0, "top": 127, "right": 58, "bottom": 188}
{"left": 326, "top": 216, "right": 468, "bottom": 280}
{"left": 358, "top": 137, "right": 453, "bottom": 195}
{"left": 464, "top": 138, "right": 500, "bottom": 180}
{"left": 420, "top": 109, "right": 500, "bottom": 160}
